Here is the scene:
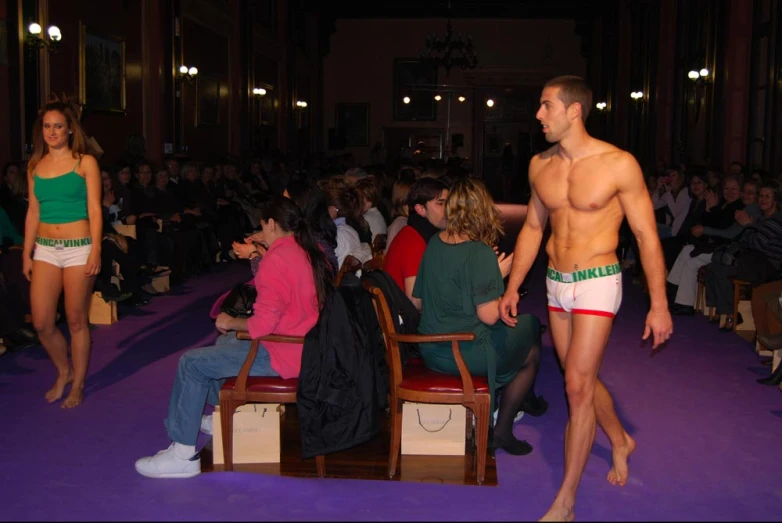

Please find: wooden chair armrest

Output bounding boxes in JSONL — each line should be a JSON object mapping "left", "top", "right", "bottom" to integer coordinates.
{"left": 391, "top": 333, "right": 475, "bottom": 343}
{"left": 233, "top": 332, "right": 305, "bottom": 393}
{"left": 234, "top": 339, "right": 261, "bottom": 394}
{"left": 392, "top": 332, "right": 478, "bottom": 401}
{"left": 235, "top": 331, "right": 305, "bottom": 344}
{"left": 8, "top": 245, "right": 23, "bottom": 251}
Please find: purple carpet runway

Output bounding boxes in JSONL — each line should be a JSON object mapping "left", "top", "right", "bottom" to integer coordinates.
{"left": 1, "top": 261, "right": 780, "bottom": 521}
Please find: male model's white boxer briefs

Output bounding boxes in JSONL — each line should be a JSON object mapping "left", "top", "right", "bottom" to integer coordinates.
{"left": 546, "top": 263, "right": 622, "bottom": 318}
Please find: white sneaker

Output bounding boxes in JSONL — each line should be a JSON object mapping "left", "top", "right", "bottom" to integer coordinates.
{"left": 200, "top": 414, "right": 213, "bottom": 436}
{"left": 135, "top": 443, "right": 201, "bottom": 478}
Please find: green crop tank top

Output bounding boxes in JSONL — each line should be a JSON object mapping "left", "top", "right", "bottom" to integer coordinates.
{"left": 34, "top": 157, "right": 89, "bottom": 224}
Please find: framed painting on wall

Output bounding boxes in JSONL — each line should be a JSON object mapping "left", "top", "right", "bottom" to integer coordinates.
{"left": 196, "top": 74, "right": 220, "bottom": 126}
{"left": 78, "top": 22, "right": 126, "bottom": 114}
{"left": 393, "top": 58, "right": 437, "bottom": 121}
{"left": 336, "top": 103, "right": 370, "bottom": 147}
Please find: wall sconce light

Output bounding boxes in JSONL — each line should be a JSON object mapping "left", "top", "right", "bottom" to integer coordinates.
{"left": 457, "top": 96, "right": 466, "bottom": 102}
{"left": 27, "top": 22, "right": 62, "bottom": 53}
{"left": 252, "top": 87, "right": 267, "bottom": 96}
{"left": 176, "top": 65, "right": 198, "bottom": 83}
{"left": 630, "top": 91, "right": 644, "bottom": 101}
{"left": 688, "top": 68, "right": 711, "bottom": 83}
{"left": 295, "top": 100, "right": 308, "bottom": 108}
{"left": 434, "top": 94, "right": 442, "bottom": 101}
{"left": 486, "top": 98, "right": 495, "bottom": 108}
{"left": 402, "top": 96, "right": 411, "bottom": 104}
{"left": 595, "top": 101, "right": 608, "bottom": 111}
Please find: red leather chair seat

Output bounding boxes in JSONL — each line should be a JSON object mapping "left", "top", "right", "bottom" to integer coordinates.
{"left": 400, "top": 365, "right": 490, "bottom": 394}
{"left": 221, "top": 376, "right": 299, "bottom": 394}
{"left": 406, "top": 356, "right": 425, "bottom": 367}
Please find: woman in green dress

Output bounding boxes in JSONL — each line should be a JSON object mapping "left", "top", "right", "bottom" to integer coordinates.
{"left": 413, "top": 177, "right": 542, "bottom": 455}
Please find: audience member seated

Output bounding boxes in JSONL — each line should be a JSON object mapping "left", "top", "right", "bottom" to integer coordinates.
{"left": 704, "top": 181, "right": 782, "bottom": 330}
{"left": 111, "top": 164, "right": 135, "bottom": 223}
{"left": 283, "top": 178, "right": 338, "bottom": 274}
{"left": 221, "top": 160, "right": 263, "bottom": 229}
{"left": 0, "top": 205, "right": 37, "bottom": 350}
{"left": 354, "top": 175, "right": 388, "bottom": 240}
{"left": 134, "top": 197, "right": 332, "bottom": 479}
{"left": 155, "top": 169, "right": 217, "bottom": 277}
{"left": 660, "top": 171, "right": 708, "bottom": 270}
{"left": 383, "top": 177, "right": 449, "bottom": 309}
{"left": 323, "top": 182, "right": 372, "bottom": 268}
{"left": 706, "top": 166, "right": 723, "bottom": 192}
{"left": 652, "top": 166, "right": 691, "bottom": 239}
{"left": 130, "top": 161, "right": 175, "bottom": 270}
{"left": 179, "top": 162, "right": 245, "bottom": 262}
{"left": 0, "top": 162, "right": 28, "bottom": 234}
{"left": 385, "top": 176, "right": 414, "bottom": 251}
{"left": 163, "top": 156, "right": 183, "bottom": 198}
{"left": 700, "top": 179, "right": 760, "bottom": 243}
{"left": 667, "top": 175, "right": 745, "bottom": 315}
{"left": 412, "top": 178, "right": 542, "bottom": 456}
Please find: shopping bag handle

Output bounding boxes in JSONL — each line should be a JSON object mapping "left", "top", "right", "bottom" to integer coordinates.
{"left": 416, "top": 408, "right": 452, "bottom": 433}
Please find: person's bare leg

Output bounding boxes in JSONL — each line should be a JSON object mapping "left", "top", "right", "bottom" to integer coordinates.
{"left": 30, "top": 261, "right": 70, "bottom": 402}
{"left": 60, "top": 265, "right": 95, "bottom": 408}
{"left": 543, "top": 310, "right": 576, "bottom": 521}
{"left": 549, "top": 310, "right": 635, "bottom": 484}
{"left": 540, "top": 313, "right": 613, "bottom": 522}
{"left": 596, "top": 380, "right": 635, "bottom": 486}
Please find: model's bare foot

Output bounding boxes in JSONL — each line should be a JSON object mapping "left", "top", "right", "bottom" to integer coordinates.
{"left": 61, "top": 384, "right": 84, "bottom": 409}
{"left": 45, "top": 371, "right": 73, "bottom": 403}
{"left": 607, "top": 432, "right": 636, "bottom": 486}
{"left": 539, "top": 503, "right": 575, "bottom": 522}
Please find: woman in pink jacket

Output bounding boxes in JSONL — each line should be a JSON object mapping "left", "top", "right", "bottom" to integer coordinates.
{"left": 135, "top": 197, "right": 333, "bottom": 478}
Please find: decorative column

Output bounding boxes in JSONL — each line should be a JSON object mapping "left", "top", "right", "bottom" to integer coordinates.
{"left": 654, "top": 0, "right": 678, "bottom": 165}
{"left": 720, "top": 0, "right": 753, "bottom": 170}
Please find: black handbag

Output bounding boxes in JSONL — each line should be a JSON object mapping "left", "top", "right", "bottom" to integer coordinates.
{"left": 712, "top": 241, "right": 747, "bottom": 266}
{"left": 219, "top": 283, "right": 257, "bottom": 318}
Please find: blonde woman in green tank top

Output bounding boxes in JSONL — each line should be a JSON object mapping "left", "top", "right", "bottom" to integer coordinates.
{"left": 23, "top": 94, "right": 102, "bottom": 409}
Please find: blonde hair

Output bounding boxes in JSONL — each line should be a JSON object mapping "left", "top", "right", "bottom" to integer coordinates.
{"left": 28, "top": 93, "right": 89, "bottom": 174}
{"left": 445, "top": 178, "right": 503, "bottom": 246}
{"left": 391, "top": 179, "right": 413, "bottom": 218}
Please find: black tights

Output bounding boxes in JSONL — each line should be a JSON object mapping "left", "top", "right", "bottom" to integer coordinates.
{"left": 493, "top": 344, "right": 541, "bottom": 452}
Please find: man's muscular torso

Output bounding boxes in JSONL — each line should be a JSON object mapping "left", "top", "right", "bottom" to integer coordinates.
{"left": 531, "top": 140, "right": 633, "bottom": 273}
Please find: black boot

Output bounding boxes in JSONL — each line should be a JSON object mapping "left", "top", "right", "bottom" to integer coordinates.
{"left": 521, "top": 393, "right": 549, "bottom": 417}
{"left": 757, "top": 362, "right": 782, "bottom": 385}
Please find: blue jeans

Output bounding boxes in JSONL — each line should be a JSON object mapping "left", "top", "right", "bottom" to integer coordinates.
{"left": 164, "top": 332, "right": 279, "bottom": 445}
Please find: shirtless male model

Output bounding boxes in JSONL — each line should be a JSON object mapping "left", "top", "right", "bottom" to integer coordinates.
{"left": 499, "top": 76, "right": 674, "bottom": 521}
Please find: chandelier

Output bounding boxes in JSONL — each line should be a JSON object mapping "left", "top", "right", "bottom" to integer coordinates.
{"left": 420, "top": 8, "right": 478, "bottom": 77}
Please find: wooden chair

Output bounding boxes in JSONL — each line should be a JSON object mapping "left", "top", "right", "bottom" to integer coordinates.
{"left": 218, "top": 331, "right": 325, "bottom": 476}
{"left": 371, "top": 234, "right": 387, "bottom": 256}
{"left": 695, "top": 266, "right": 717, "bottom": 319}
{"left": 363, "top": 281, "right": 492, "bottom": 484}
{"left": 334, "top": 254, "right": 362, "bottom": 287}
{"left": 361, "top": 252, "right": 385, "bottom": 273}
{"left": 731, "top": 277, "right": 752, "bottom": 332}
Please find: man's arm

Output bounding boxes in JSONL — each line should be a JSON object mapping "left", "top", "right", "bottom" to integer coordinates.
{"left": 614, "top": 152, "right": 673, "bottom": 348}
{"left": 404, "top": 276, "right": 422, "bottom": 311}
{"left": 506, "top": 186, "right": 548, "bottom": 294}
{"left": 499, "top": 161, "right": 549, "bottom": 325}
{"left": 615, "top": 153, "right": 666, "bottom": 309}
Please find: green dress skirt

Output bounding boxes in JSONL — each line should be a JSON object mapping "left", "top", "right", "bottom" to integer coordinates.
{"left": 413, "top": 235, "right": 541, "bottom": 411}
